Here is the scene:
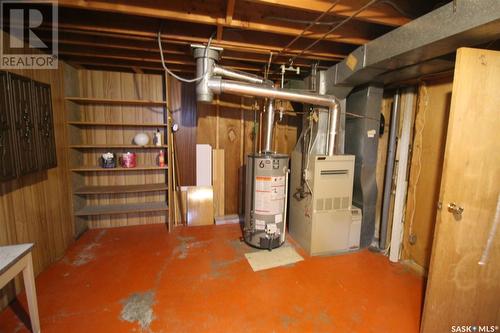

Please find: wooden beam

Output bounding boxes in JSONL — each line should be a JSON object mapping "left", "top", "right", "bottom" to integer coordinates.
{"left": 51, "top": 22, "right": 349, "bottom": 61}
{"left": 51, "top": 36, "right": 335, "bottom": 68}
{"left": 53, "top": 0, "right": 378, "bottom": 46}
{"left": 226, "top": 0, "right": 236, "bottom": 25}
{"left": 49, "top": 27, "right": 344, "bottom": 63}
{"left": 64, "top": 59, "right": 190, "bottom": 73}
{"left": 58, "top": 46, "right": 267, "bottom": 72}
{"left": 244, "top": 0, "right": 411, "bottom": 27}
{"left": 59, "top": 53, "right": 267, "bottom": 74}
{"left": 36, "top": 30, "right": 188, "bottom": 55}
{"left": 66, "top": 61, "right": 85, "bottom": 70}
{"left": 132, "top": 67, "right": 143, "bottom": 74}
{"left": 58, "top": 49, "right": 196, "bottom": 67}
{"left": 216, "top": 24, "right": 223, "bottom": 42}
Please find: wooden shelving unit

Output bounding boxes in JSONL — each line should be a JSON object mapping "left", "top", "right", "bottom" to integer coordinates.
{"left": 71, "top": 166, "right": 167, "bottom": 172}
{"left": 75, "top": 202, "right": 169, "bottom": 216}
{"left": 66, "top": 71, "right": 171, "bottom": 231}
{"left": 66, "top": 97, "right": 167, "bottom": 107}
{"left": 68, "top": 121, "right": 168, "bottom": 127}
{"left": 70, "top": 144, "right": 168, "bottom": 149}
{"left": 74, "top": 183, "right": 168, "bottom": 195}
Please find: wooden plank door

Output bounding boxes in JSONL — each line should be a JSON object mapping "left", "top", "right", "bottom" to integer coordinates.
{"left": 421, "top": 48, "right": 500, "bottom": 332}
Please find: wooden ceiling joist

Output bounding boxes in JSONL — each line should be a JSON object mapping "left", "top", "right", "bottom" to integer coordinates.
{"left": 49, "top": 20, "right": 352, "bottom": 63}
{"left": 53, "top": 0, "right": 385, "bottom": 46}
{"left": 59, "top": 52, "right": 268, "bottom": 74}
{"left": 244, "top": 0, "right": 412, "bottom": 27}
{"left": 36, "top": 0, "right": 439, "bottom": 76}
{"left": 49, "top": 33, "right": 336, "bottom": 69}
{"left": 226, "top": 0, "right": 236, "bottom": 24}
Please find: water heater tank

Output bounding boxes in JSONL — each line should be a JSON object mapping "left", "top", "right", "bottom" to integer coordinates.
{"left": 244, "top": 153, "right": 289, "bottom": 249}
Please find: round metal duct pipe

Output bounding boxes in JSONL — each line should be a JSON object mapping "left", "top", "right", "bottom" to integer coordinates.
{"left": 193, "top": 47, "right": 220, "bottom": 103}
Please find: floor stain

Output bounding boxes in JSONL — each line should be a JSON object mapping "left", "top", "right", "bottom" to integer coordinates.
{"left": 281, "top": 314, "right": 298, "bottom": 329}
{"left": 318, "top": 310, "right": 332, "bottom": 324}
{"left": 72, "top": 230, "right": 107, "bottom": 266}
{"left": 173, "top": 236, "right": 212, "bottom": 260}
{"left": 351, "top": 311, "right": 362, "bottom": 324}
{"left": 120, "top": 291, "right": 155, "bottom": 331}
{"left": 173, "top": 236, "right": 195, "bottom": 259}
{"left": 205, "top": 257, "right": 242, "bottom": 280}
{"left": 293, "top": 305, "right": 304, "bottom": 314}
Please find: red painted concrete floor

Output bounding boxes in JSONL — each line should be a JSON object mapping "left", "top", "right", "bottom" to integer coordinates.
{"left": 0, "top": 224, "right": 424, "bottom": 333}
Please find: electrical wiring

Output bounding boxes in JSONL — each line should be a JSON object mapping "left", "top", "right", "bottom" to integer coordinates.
{"left": 289, "top": 0, "right": 378, "bottom": 64}
{"left": 265, "top": 1, "right": 413, "bottom": 27}
{"left": 303, "top": 111, "right": 320, "bottom": 196}
{"left": 265, "top": 16, "right": 342, "bottom": 26}
{"left": 406, "top": 82, "right": 428, "bottom": 245}
{"left": 157, "top": 30, "right": 215, "bottom": 83}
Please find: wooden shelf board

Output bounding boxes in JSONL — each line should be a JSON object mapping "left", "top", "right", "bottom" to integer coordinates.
{"left": 75, "top": 201, "right": 169, "bottom": 216}
{"left": 66, "top": 97, "right": 167, "bottom": 107}
{"left": 68, "top": 121, "right": 167, "bottom": 127}
{"left": 74, "top": 183, "right": 168, "bottom": 195}
{"left": 70, "top": 144, "right": 168, "bottom": 149}
{"left": 71, "top": 166, "right": 168, "bottom": 172}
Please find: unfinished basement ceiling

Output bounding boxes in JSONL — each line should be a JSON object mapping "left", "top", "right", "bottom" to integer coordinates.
{"left": 38, "top": 0, "right": 451, "bottom": 77}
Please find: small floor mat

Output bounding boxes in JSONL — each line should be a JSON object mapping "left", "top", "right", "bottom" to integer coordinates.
{"left": 244, "top": 246, "right": 304, "bottom": 272}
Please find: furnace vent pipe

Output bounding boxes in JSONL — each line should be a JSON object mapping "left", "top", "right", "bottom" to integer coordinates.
{"left": 207, "top": 77, "right": 340, "bottom": 155}
{"left": 193, "top": 47, "right": 220, "bottom": 103}
{"left": 213, "top": 65, "right": 273, "bottom": 86}
{"left": 263, "top": 99, "right": 275, "bottom": 153}
{"left": 326, "top": 103, "right": 339, "bottom": 156}
{"left": 208, "top": 77, "right": 338, "bottom": 109}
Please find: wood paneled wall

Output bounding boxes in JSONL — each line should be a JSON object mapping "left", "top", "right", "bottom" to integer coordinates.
{"left": 0, "top": 62, "right": 76, "bottom": 307}
{"left": 168, "top": 79, "right": 197, "bottom": 186}
{"left": 74, "top": 70, "right": 167, "bottom": 228}
{"left": 168, "top": 78, "right": 300, "bottom": 215}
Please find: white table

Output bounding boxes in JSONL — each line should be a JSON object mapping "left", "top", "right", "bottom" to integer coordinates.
{"left": 0, "top": 243, "right": 40, "bottom": 333}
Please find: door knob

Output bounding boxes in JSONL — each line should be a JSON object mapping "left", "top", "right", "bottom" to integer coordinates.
{"left": 447, "top": 202, "right": 464, "bottom": 217}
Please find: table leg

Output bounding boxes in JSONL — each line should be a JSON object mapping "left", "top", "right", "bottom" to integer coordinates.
{"left": 22, "top": 253, "right": 40, "bottom": 333}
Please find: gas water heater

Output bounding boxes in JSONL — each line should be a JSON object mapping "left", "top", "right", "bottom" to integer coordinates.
{"left": 244, "top": 153, "right": 289, "bottom": 249}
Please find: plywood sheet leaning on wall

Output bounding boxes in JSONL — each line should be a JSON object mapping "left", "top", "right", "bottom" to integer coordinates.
{"left": 187, "top": 186, "right": 214, "bottom": 226}
{"left": 402, "top": 77, "right": 452, "bottom": 269}
{"left": 374, "top": 94, "right": 393, "bottom": 242}
{"left": 212, "top": 149, "right": 225, "bottom": 217}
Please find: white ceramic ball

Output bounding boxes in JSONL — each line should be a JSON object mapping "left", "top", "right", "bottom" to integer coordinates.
{"left": 133, "top": 133, "right": 150, "bottom": 146}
